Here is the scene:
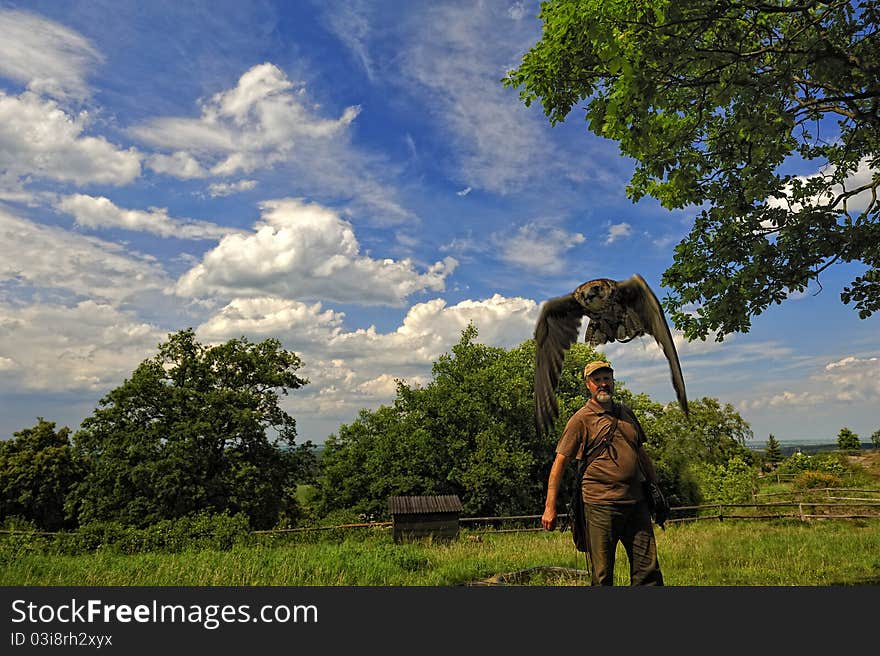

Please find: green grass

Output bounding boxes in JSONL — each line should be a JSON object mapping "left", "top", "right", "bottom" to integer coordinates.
{"left": 4, "top": 519, "right": 878, "bottom": 586}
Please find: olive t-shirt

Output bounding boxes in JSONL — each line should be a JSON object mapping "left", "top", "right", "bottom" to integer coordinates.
{"left": 555, "top": 399, "right": 646, "bottom": 504}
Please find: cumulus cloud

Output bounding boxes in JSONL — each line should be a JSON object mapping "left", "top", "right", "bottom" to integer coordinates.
{"left": 131, "top": 62, "right": 412, "bottom": 223}
{"left": 198, "top": 297, "right": 346, "bottom": 348}
{"left": 146, "top": 151, "right": 208, "bottom": 179}
{"left": 605, "top": 222, "right": 632, "bottom": 244}
{"left": 196, "top": 292, "right": 539, "bottom": 416}
{"left": 766, "top": 157, "right": 879, "bottom": 217}
{"left": 56, "top": 194, "right": 239, "bottom": 240}
{"left": 131, "top": 63, "right": 360, "bottom": 177}
{"left": 0, "top": 9, "right": 103, "bottom": 100}
{"left": 175, "top": 198, "right": 457, "bottom": 304}
{"left": 0, "top": 209, "right": 170, "bottom": 304}
{"left": 738, "top": 355, "right": 880, "bottom": 411}
{"left": 498, "top": 222, "right": 585, "bottom": 273}
{"left": 0, "top": 300, "right": 165, "bottom": 391}
{"left": 0, "top": 91, "right": 141, "bottom": 185}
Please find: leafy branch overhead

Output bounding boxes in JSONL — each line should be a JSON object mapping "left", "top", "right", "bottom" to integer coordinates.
{"left": 504, "top": 0, "right": 880, "bottom": 340}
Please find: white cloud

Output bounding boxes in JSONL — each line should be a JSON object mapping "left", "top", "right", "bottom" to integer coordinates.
{"left": 738, "top": 355, "right": 880, "bottom": 411}
{"left": 56, "top": 194, "right": 239, "bottom": 239}
{"left": 131, "top": 63, "right": 360, "bottom": 177}
{"left": 56, "top": 194, "right": 238, "bottom": 240}
{"left": 498, "top": 222, "right": 585, "bottom": 273}
{"left": 196, "top": 292, "right": 539, "bottom": 418}
{"left": 198, "top": 297, "right": 346, "bottom": 348}
{"left": 605, "top": 222, "right": 632, "bottom": 244}
{"left": 318, "top": 1, "right": 376, "bottom": 80}
{"left": 0, "top": 300, "right": 164, "bottom": 392}
{"left": 207, "top": 179, "right": 258, "bottom": 197}
{"left": 508, "top": 2, "right": 528, "bottom": 20}
{"left": 767, "top": 157, "right": 879, "bottom": 216}
{"left": 0, "top": 9, "right": 103, "bottom": 100}
{"left": 175, "top": 198, "right": 457, "bottom": 304}
{"left": 0, "top": 209, "right": 170, "bottom": 304}
{"left": 818, "top": 355, "right": 880, "bottom": 402}
{"left": 398, "top": 3, "right": 546, "bottom": 193}
{"left": 146, "top": 151, "right": 208, "bottom": 179}
{"left": 0, "top": 91, "right": 141, "bottom": 185}
{"left": 131, "top": 62, "right": 413, "bottom": 224}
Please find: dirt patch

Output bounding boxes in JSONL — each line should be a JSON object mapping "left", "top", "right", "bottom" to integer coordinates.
{"left": 467, "top": 566, "right": 590, "bottom": 586}
{"left": 846, "top": 449, "right": 880, "bottom": 478}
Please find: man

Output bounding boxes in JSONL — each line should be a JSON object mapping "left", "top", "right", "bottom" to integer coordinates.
{"left": 541, "top": 360, "right": 664, "bottom": 586}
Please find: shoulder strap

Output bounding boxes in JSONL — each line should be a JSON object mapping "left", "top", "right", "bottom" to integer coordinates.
{"left": 576, "top": 403, "right": 620, "bottom": 480}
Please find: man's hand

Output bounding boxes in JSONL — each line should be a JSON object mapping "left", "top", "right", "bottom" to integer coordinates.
{"left": 541, "top": 507, "right": 557, "bottom": 531}
{"left": 542, "top": 453, "right": 568, "bottom": 531}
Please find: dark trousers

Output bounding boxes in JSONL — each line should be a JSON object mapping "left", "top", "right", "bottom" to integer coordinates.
{"left": 585, "top": 501, "right": 664, "bottom": 586}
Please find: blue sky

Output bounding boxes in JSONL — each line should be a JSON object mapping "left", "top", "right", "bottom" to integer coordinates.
{"left": 0, "top": 1, "right": 877, "bottom": 447}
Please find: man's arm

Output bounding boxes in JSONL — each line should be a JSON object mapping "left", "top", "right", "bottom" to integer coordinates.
{"left": 541, "top": 452, "right": 569, "bottom": 531}
{"left": 629, "top": 408, "right": 660, "bottom": 484}
{"left": 638, "top": 446, "right": 660, "bottom": 484}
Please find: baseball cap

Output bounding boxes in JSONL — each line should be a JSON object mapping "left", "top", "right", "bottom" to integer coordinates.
{"left": 583, "top": 360, "right": 613, "bottom": 379}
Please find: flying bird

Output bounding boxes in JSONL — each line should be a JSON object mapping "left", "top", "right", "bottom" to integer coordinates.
{"left": 533, "top": 273, "right": 688, "bottom": 437}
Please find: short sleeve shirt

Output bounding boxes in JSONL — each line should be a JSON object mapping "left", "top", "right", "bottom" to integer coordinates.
{"left": 555, "top": 398, "right": 646, "bottom": 504}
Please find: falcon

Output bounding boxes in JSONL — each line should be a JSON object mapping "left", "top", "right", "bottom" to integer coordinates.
{"left": 533, "top": 273, "right": 688, "bottom": 437}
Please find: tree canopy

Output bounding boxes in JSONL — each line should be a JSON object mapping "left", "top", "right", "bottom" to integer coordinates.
{"left": 69, "top": 329, "right": 313, "bottom": 529}
{"left": 765, "top": 433, "right": 784, "bottom": 464}
{"left": 0, "top": 419, "right": 80, "bottom": 530}
{"left": 505, "top": 0, "right": 880, "bottom": 340}
{"left": 836, "top": 426, "right": 861, "bottom": 450}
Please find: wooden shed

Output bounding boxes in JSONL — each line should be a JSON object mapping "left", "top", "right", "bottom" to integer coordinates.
{"left": 388, "top": 495, "right": 463, "bottom": 543}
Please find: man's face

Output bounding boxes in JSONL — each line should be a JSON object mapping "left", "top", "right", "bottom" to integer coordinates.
{"left": 587, "top": 370, "right": 614, "bottom": 403}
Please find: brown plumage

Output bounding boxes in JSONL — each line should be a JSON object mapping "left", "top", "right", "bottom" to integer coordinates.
{"left": 533, "top": 273, "right": 688, "bottom": 437}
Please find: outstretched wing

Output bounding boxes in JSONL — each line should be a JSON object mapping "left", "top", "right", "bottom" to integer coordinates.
{"left": 533, "top": 293, "right": 586, "bottom": 437}
{"left": 617, "top": 274, "right": 689, "bottom": 417}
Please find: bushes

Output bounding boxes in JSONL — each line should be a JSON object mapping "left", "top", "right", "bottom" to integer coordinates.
{"left": 792, "top": 471, "right": 841, "bottom": 490}
{"left": 777, "top": 452, "right": 852, "bottom": 479}
{"left": 690, "top": 456, "right": 759, "bottom": 504}
{"left": 0, "top": 511, "right": 253, "bottom": 558}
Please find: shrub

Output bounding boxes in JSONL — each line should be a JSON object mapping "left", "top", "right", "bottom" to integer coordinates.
{"left": 776, "top": 452, "right": 813, "bottom": 475}
{"left": 691, "top": 456, "right": 758, "bottom": 504}
{"left": 51, "top": 512, "right": 253, "bottom": 556}
{"left": 793, "top": 471, "right": 841, "bottom": 490}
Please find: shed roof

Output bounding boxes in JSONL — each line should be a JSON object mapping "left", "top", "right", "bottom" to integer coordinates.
{"left": 388, "top": 495, "right": 463, "bottom": 515}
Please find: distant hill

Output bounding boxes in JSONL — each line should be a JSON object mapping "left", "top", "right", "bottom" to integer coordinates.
{"left": 748, "top": 441, "right": 876, "bottom": 457}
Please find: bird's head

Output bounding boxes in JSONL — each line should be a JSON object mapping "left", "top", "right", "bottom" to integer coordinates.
{"left": 573, "top": 278, "right": 614, "bottom": 311}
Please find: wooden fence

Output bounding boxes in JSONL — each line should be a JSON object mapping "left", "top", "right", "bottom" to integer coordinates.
{"left": 3, "top": 488, "right": 879, "bottom": 537}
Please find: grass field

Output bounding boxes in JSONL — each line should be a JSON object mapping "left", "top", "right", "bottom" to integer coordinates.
{"left": 3, "top": 518, "right": 878, "bottom": 586}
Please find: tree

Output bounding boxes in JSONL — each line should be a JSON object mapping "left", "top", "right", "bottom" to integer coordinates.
{"left": 69, "top": 329, "right": 312, "bottom": 529}
{"left": 0, "top": 419, "right": 81, "bottom": 530}
{"left": 504, "top": 0, "right": 880, "bottom": 341}
{"left": 630, "top": 394, "right": 754, "bottom": 506}
{"left": 691, "top": 455, "right": 759, "bottom": 505}
{"left": 765, "top": 434, "right": 783, "bottom": 465}
{"left": 872, "top": 428, "right": 880, "bottom": 448}
{"left": 836, "top": 426, "right": 861, "bottom": 450}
